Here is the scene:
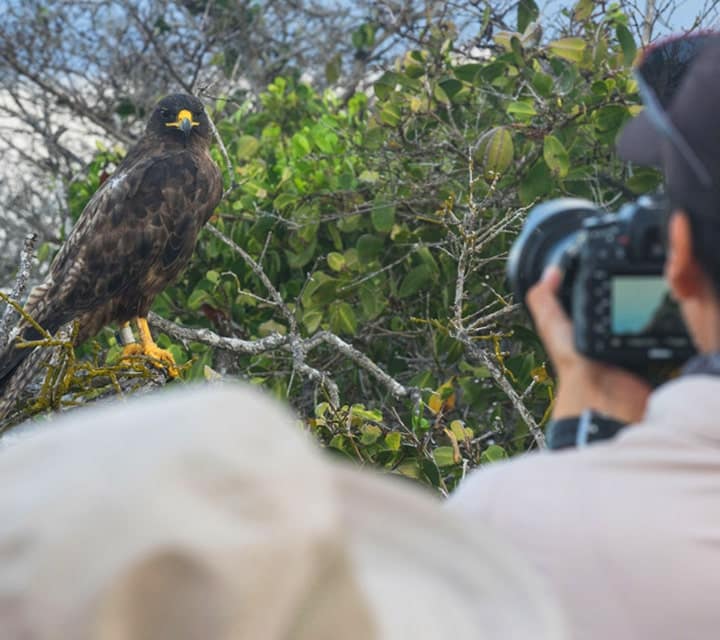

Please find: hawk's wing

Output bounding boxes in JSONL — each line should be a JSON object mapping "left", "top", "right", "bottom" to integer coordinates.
{"left": 35, "top": 148, "right": 220, "bottom": 323}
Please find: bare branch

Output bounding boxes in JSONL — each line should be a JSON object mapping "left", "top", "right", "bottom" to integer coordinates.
{"left": 148, "top": 311, "right": 288, "bottom": 355}
{"left": 0, "top": 232, "right": 37, "bottom": 349}
{"left": 462, "top": 334, "right": 546, "bottom": 448}
{"left": 306, "top": 331, "right": 418, "bottom": 400}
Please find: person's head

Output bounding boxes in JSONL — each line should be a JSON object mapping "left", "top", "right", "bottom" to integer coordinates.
{"left": 0, "top": 384, "right": 567, "bottom": 640}
{"left": 617, "top": 32, "right": 720, "bottom": 352}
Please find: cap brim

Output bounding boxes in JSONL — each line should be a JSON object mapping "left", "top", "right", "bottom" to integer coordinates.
{"left": 616, "top": 110, "right": 663, "bottom": 166}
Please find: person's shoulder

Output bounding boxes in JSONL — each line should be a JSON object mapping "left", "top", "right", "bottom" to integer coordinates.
{"left": 446, "top": 433, "right": 639, "bottom": 528}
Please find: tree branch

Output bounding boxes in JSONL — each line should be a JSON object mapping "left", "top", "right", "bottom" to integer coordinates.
{"left": 0, "top": 232, "right": 37, "bottom": 349}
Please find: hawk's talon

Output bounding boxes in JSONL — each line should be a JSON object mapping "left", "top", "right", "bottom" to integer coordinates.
{"left": 119, "top": 318, "right": 179, "bottom": 378}
{"left": 120, "top": 343, "right": 179, "bottom": 378}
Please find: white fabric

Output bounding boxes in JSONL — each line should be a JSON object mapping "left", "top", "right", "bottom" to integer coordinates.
{"left": 449, "top": 375, "right": 720, "bottom": 639}
{"left": 0, "top": 383, "right": 567, "bottom": 639}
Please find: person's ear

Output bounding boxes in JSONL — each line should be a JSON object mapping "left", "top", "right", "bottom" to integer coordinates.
{"left": 665, "top": 210, "right": 705, "bottom": 300}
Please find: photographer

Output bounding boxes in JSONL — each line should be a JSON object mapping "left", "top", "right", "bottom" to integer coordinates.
{"left": 449, "top": 33, "right": 720, "bottom": 639}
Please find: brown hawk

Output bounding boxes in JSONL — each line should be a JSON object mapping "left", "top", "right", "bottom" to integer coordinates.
{"left": 0, "top": 93, "right": 223, "bottom": 390}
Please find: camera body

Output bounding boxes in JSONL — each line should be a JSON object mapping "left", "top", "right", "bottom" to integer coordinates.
{"left": 507, "top": 195, "right": 695, "bottom": 371}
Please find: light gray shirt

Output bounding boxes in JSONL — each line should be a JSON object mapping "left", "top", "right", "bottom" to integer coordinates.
{"left": 449, "top": 375, "right": 720, "bottom": 639}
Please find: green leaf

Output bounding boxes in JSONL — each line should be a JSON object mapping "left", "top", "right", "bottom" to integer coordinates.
{"left": 309, "top": 278, "right": 339, "bottom": 305}
{"left": 352, "top": 405, "right": 383, "bottom": 422}
{"left": 357, "top": 234, "right": 384, "bottom": 263}
{"left": 626, "top": 167, "right": 661, "bottom": 194}
{"left": 439, "top": 78, "right": 463, "bottom": 101}
{"left": 325, "top": 53, "right": 342, "bottom": 84}
{"left": 303, "top": 309, "right": 323, "bottom": 333}
{"left": 380, "top": 105, "right": 401, "bottom": 126}
{"left": 285, "top": 236, "right": 318, "bottom": 268}
{"left": 359, "top": 284, "right": 386, "bottom": 320}
{"left": 206, "top": 269, "right": 220, "bottom": 284}
{"left": 517, "top": 0, "right": 539, "bottom": 34}
{"left": 519, "top": 158, "right": 552, "bottom": 205}
{"left": 506, "top": 101, "right": 537, "bottom": 119}
{"left": 236, "top": 135, "right": 260, "bottom": 159}
{"left": 481, "top": 444, "right": 509, "bottom": 464}
{"left": 359, "top": 170, "right": 380, "bottom": 183}
{"left": 273, "top": 192, "right": 298, "bottom": 210}
{"left": 360, "top": 424, "right": 382, "bottom": 445}
{"left": 398, "top": 264, "right": 432, "bottom": 298}
{"left": 616, "top": 24, "right": 637, "bottom": 67}
{"left": 187, "top": 288, "right": 212, "bottom": 311}
{"left": 547, "top": 37, "right": 587, "bottom": 63}
{"left": 329, "top": 302, "right": 357, "bottom": 335}
{"left": 531, "top": 72, "right": 554, "bottom": 97}
{"left": 374, "top": 71, "right": 401, "bottom": 100}
{"left": 453, "top": 63, "right": 483, "bottom": 84}
{"left": 573, "top": 0, "right": 594, "bottom": 21}
{"left": 327, "top": 252, "right": 346, "bottom": 272}
{"left": 385, "top": 432, "right": 402, "bottom": 452}
{"left": 543, "top": 135, "right": 570, "bottom": 178}
{"left": 433, "top": 82, "right": 450, "bottom": 104}
{"left": 433, "top": 446, "right": 458, "bottom": 468}
{"left": 259, "top": 319, "right": 287, "bottom": 336}
{"left": 594, "top": 104, "right": 630, "bottom": 141}
{"left": 291, "top": 132, "right": 311, "bottom": 157}
{"left": 494, "top": 30, "right": 520, "bottom": 52}
{"left": 420, "top": 459, "right": 441, "bottom": 487}
{"left": 449, "top": 420, "right": 467, "bottom": 442}
{"left": 371, "top": 200, "right": 395, "bottom": 232}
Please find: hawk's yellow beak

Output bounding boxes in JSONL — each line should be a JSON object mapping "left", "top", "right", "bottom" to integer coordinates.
{"left": 165, "top": 109, "right": 199, "bottom": 136}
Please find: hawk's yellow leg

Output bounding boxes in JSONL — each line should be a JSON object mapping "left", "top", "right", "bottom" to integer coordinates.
{"left": 120, "top": 317, "right": 179, "bottom": 378}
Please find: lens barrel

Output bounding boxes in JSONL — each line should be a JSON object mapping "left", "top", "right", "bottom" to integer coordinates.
{"left": 506, "top": 198, "right": 600, "bottom": 308}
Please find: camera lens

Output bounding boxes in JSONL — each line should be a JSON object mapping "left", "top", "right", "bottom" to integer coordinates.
{"left": 507, "top": 198, "right": 600, "bottom": 308}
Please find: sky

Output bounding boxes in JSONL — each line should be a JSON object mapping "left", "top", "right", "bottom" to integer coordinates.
{"left": 542, "top": 0, "right": 720, "bottom": 35}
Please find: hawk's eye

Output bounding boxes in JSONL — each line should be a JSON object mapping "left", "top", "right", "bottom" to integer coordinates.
{"left": 194, "top": 110, "right": 203, "bottom": 119}
{"left": 160, "top": 108, "right": 171, "bottom": 119}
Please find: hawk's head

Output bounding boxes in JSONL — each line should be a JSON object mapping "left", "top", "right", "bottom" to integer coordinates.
{"left": 148, "top": 94, "right": 212, "bottom": 145}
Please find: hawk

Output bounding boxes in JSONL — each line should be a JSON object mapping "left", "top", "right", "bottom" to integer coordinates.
{"left": 0, "top": 93, "right": 223, "bottom": 391}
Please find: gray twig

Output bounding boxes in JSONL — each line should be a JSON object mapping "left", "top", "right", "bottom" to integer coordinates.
{"left": 148, "top": 311, "right": 288, "bottom": 354}
{"left": 448, "top": 156, "right": 546, "bottom": 449}
{"left": 205, "top": 225, "right": 298, "bottom": 332}
{"left": 463, "top": 335, "right": 546, "bottom": 448}
{"left": 0, "top": 232, "right": 38, "bottom": 349}
{"left": 204, "top": 109, "right": 236, "bottom": 198}
{"left": 305, "top": 331, "right": 417, "bottom": 401}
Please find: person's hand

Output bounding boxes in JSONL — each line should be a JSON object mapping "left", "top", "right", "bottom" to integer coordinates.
{"left": 526, "top": 266, "right": 652, "bottom": 424}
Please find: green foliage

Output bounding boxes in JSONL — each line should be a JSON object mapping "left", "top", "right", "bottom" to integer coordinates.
{"left": 56, "top": 6, "right": 647, "bottom": 493}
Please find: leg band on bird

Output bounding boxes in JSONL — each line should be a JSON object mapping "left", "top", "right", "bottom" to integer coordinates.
{"left": 118, "top": 322, "right": 136, "bottom": 346}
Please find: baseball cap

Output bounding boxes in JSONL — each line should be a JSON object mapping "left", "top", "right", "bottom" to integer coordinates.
{"left": 0, "top": 384, "right": 568, "bottom": 639}
{"left": 616, "top": 31, "right": 720, "bottom": 200}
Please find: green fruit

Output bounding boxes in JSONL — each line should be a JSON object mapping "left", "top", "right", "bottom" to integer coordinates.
{"left": 475, "top": 126, "right": 514, "bottom": 179}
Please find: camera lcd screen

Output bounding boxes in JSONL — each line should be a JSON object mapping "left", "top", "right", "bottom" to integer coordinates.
{"left": 610, "top": 276, "right": 682, "bottom": 336}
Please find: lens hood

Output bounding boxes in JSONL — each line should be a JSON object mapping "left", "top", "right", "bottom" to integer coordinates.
{"left": 507, "top": 198, "right": 600, "bottom": 306}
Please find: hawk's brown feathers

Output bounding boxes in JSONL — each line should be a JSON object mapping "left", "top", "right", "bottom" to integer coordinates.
{"left": 0, "top": 94, "right": 222, "bottom": 389}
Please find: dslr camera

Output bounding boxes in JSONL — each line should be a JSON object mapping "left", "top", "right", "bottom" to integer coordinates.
{"left": 507, "top": 195, "right": 694, "bottom": 372}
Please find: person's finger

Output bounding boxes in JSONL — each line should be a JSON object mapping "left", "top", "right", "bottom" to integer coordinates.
{"left": 526, "top": 266, "right": 571, "bottom": 335}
